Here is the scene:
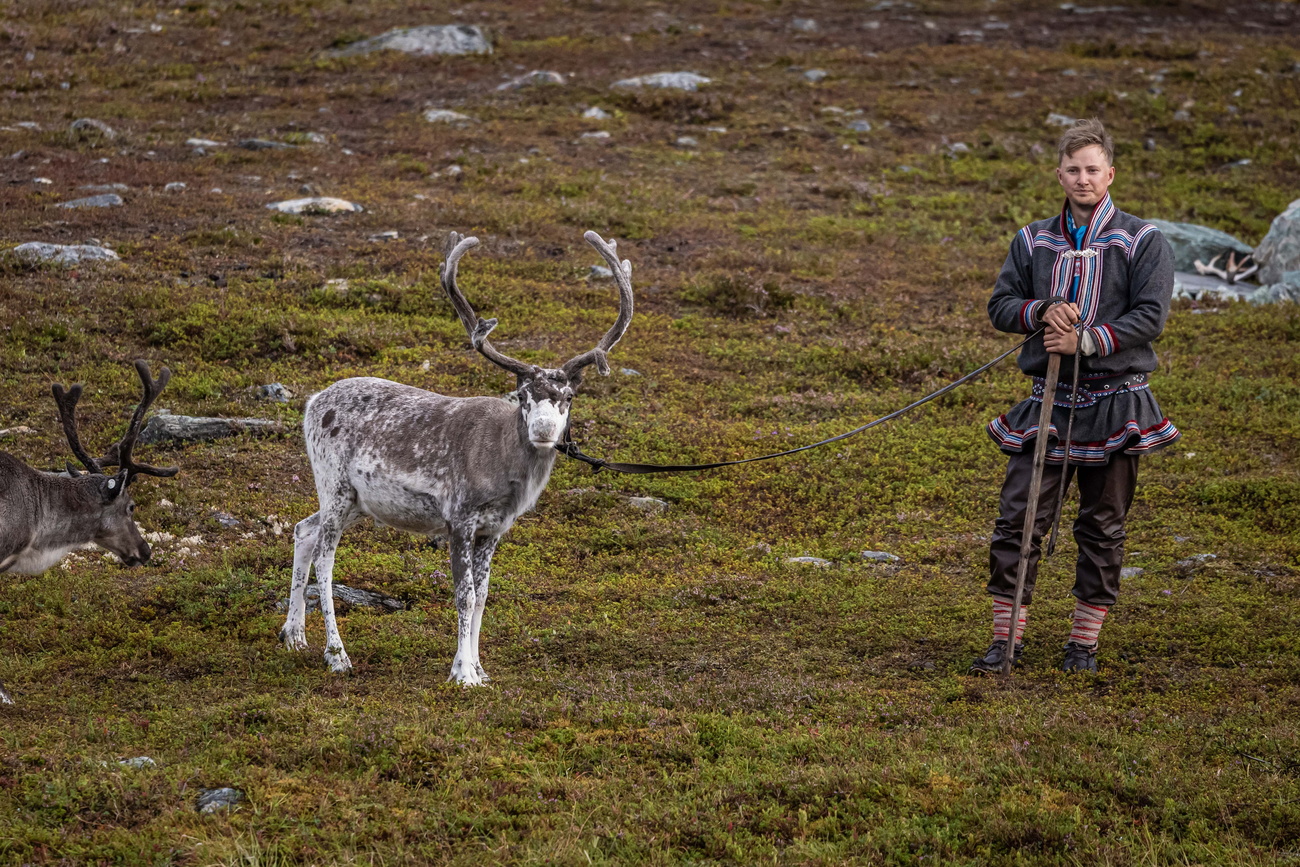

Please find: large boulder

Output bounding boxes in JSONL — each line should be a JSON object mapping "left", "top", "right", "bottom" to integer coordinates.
{"left": 1170, "top": 272, "right": 1253, "bottom": 302}
{"left": 1247, "top": 270, "right": 1300, "bottom": 305}
{"left": 1146, "top": 219, "right": 1253, "bottom": 273}
{"left": 331, "top": 25, "right": 491, "bottom": 57}
{"left": 10, "top": 242, "right": 120, "bottom": 266}
{"left": 612, "top": 72, "right": 711, "bottom": 91}
{"left": 1254, "top": 198, "right": 1300, "bottom": 285}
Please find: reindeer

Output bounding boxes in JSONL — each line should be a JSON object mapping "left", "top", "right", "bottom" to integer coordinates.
{"left": 280, "top": 230, "right": 634, "bottom": 685}
{"left": 0, "top": 361, "right": 178, "bottom": 705}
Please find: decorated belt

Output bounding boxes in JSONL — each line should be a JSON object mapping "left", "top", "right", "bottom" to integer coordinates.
{"left": 1030, "top": 371, "right": 1149, "bottom": 408}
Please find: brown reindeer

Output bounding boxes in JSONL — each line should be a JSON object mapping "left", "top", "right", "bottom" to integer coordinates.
{"left": 0, "top": 361, "right": 178, "bottom": 705}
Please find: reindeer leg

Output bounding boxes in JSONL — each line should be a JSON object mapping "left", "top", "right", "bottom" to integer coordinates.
{"left": 446, "top": 524, "right": 483, "bottom": 686}
{"left": 469, "top": 535, "right": 500, "bottom": 682}
{"left": 0, "top": 679, "right": 12, "bottom": 706}
{"left": 280, "top": 512, "right": 320, "bottom": 652}
{"left": 313, "top": 506, "right": 353, "bottom": 674}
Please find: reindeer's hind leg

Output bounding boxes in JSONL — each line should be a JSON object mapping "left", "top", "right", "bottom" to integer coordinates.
{"left": 313, "top": 500, "right": 357, "bottom": 674}
{"left": 279, "top": 512, "right": 320, "bottom": 652}
{"left": 469, "top": 535, "right": 500, "bottom": 682}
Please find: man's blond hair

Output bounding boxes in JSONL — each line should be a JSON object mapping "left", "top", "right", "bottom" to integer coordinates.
{"left": 1058, "top": 118, "right": 1114, "bottom": 165}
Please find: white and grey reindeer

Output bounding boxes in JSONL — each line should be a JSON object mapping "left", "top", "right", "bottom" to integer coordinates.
{"left": 280, "top": 230, "right": 634, "bottom": 684}
{"left": 0, "top": 361, "right": 178, "bottom": 705}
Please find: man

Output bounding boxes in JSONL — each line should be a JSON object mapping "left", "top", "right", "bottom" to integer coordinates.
{"left": 970, "top": 118, "right": 1179, "bottom": 675}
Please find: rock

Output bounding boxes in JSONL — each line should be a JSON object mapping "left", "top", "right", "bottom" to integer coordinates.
{"left": 1171, "top": 271, "right": 1253, "bottom": 302}
{"left": 423, "top": 108, "right": 475, "bottom": 125}
{"left": 786, "top": 556, "right": 832, "bottom": 567}
{"left": 791, "top": 17, "right": 818, "bottom": 31}
{"left": 674, "top": 136, "right": 698, "bottom": 148}
{"left": 56, "top": 194, "right": 123, "bottom": 209}
{"left": 612, "top": 72, "right": 711, "bottom": 91}
{"left": 68, "top": 118, "right": 116, "bottom": 142}
{"left": 580, "top": 131, "right": 611, "bottom": 140}
{"left": 32, "top": 177, "right": 51, "bottom": 184}
{"left": 803, "top": 69, "right": 828, "bottom": 83}
{"left": 582, "top": 107, "right": 611, "bottom": 120}
{"left": 266, "top": 197, "right": 362, "bottom": 215}
{"left": 211, "top": 510, "right": 241, "bottom": 529}
{"left": 331, "top": 25, "right": 492, "bottom": 57}
{"left": 237, "top": 138, "right": 294, "bottom": 150}
{"left": 1145, "top": 138, "right": 1157, "bottom": 151}
{"left": 138, "top": 414, "right": 284, "bottom": 446}
{"left": 1247, "top": 271, "right": 1300, "bottom": 305}
{"left": 861, "top": 550, "right": 901, "bottom": 563}
{"left": 1146, "top": 219, "right": 1253, "bottom": 273}
{"left": 256, "top": 383, "right": 294, "bottom": 402}
{"left": 10, "top": 242, "right": 120, "bottom": 266}
{"left": 118, "top": 756, "right": 156, "bottom": 769}
{"left": 1254, "top": 198, "right": 1300, "bottom": 284}
{"left": 0, "top": 426, "right": 37, "bottom": 437}
{"left": 164, "top": 182, "right": 186, "bottom": 192}
{"left": 80, "top": 183, "right": 129, "bottom": 192}
{"left": 620, "top": 368, "right": 642, "bottom": 376}
{"left": 1046, "top": 112, "right": 1077, "bottom": 127}
{"left": 497, "top": 70, "right": 564, "bottom": 91}
{"left": 947, "top": 142, "right": 971, "bottom": 156}
{"left": 197, "top": 788, "right": 244, "bottom": 814}
{"left": 847, "top": 120, "right": 872, "bottom": 133}
{"left": 369, "top": 231, "right": 399, "bottom": 242}
{"left": 627, "top": 496, "right": 669, "bottom": 513}
{"left": 186, "top": 138, "right": 223, "bottom": 147}
{"left": 589, "top": 265, "right": 614, "bottom": 279}
{"left": 1176, "top": 553, "right": 1217, "bottom": 571}
{"left": 278, "top": 582, "right": 406, "bottom": 614}
{"left": 1120, "top": 566, "right": 1144, "bottom": 579}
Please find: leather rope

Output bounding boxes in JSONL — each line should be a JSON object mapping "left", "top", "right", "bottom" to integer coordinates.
{"left": 556, "top": 330, "right": 1043, "bottom": 475}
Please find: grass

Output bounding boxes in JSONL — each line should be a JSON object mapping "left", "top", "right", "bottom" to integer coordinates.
{"left": 1, "top": 0, "right": 1299, "bottom": 863}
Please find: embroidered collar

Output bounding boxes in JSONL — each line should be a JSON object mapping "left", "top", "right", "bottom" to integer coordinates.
{"left": 1059, "top": 192, "right": 1116, "bottom": 251}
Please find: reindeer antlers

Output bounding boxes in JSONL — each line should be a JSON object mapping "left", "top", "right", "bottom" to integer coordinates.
{"left": 51, "top": 360, "right": 179, "bottom": 481}
{"left": 562, "top": 231, "right": 635, "bottom": 379}
{"left": 441, "top": 233, "right": 535, "bottom": 380}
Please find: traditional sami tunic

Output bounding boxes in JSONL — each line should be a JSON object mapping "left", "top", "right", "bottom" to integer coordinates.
{"left": 986, "top": 193, "right": 1180, "bottom": 464}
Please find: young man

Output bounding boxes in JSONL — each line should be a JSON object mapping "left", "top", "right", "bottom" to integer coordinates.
{"left": 970, "top": 118, "right": 1179, "bottom": 674}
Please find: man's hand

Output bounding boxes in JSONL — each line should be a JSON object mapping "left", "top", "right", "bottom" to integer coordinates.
{"left": 1042, "top": 301, "right": 1081, "bottom": 355}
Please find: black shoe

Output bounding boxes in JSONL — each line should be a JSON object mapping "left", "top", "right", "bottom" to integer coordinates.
{"left": 1061, "top": 642, "right": 1098, "bottom": 673}
{"left": 968, "top": 640, "right": 1023, "bottom": 674}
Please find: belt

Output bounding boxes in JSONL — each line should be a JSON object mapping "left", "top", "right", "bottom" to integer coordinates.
{"left": 1030, "top": 371, "right": 1148, "bottom": 408}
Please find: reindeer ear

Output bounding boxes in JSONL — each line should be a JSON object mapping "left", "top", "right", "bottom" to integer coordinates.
{"left": 99, "top": 470, "right": 129, "bottom": 503}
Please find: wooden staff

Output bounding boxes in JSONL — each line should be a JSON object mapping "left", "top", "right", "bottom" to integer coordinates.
{"left": 1004, "top": 352, "right": 1061, "bottom": 675}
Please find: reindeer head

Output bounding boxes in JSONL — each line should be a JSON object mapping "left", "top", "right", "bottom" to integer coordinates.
{"left": 440, "top": 230, "right": 634, "bottom": 450}
{"left": 52, "top": 361, "right": 178, "bottom": 566}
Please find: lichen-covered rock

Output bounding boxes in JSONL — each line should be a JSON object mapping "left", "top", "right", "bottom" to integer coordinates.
{"left": 1247, "top": 270, "right": 1300, "bottom": 305}
{"left": 1171, "top": 272, "right": 1254, "bottom": 302}
{"left": 613, "top": 72, "right": 711, "bottom": 91}
{"left": 10, "top": 242, "right": 120, "bottom": 266}
{"left": 266, "top": 197, "right": 362, "bottom": 215}
{"left": 1046, "top": 112, "right": 1077, "bottom": 127}
{"left": 332, "top": 25, "right": 491, "bottom": 57}
{"left": 1254, "top": 198, "right": 1300, "bottom": 285}
{"left": 277, "top": 582, "right": 406, "bottom": 614}
{"left": 786, "top": 556, "right": 833, "bottom": 567}
{"left": 423, "top": 109, "right": 475, "bottom": 125}
{"left": 68, "top": 117, "right": 116, "bottom": 142}
{"left": 498, "top": 70, "right": 565, "bottom": 91}
{"left": 138, "top": 414, "right": 284, "bottom": 446}
{"left": 1146, "top": 219, "right": 1253, "bottom": 273}
{"left": 56, "top": 194, "right": 124, "bottom": 209}
{"left": 197, "top": 788, "right": 244, "bottom": 814}
{"left": 861, "top": 550, "right": 901, "bottom": 563}
{"left": 627, "top": 496, "right": 669, "bottom": 513}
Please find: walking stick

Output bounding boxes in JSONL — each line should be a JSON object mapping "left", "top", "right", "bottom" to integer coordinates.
{"left": 1004, "top": 351, "right": 1062, "bottom": 675}
{"left": 1046, "top": 337, "right": 1082, "bottom": 557}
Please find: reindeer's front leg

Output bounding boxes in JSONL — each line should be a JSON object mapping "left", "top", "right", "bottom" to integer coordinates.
{"left": 469, "top": 535, "right": 500, "bottom": 682}
{"left": 279, "top": 513, "right": 319, "bottom": 652}
{"left": 447, "top": 524, "right": 483, "bottom": 686}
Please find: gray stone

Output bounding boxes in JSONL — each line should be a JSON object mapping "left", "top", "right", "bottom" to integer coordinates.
{"left": 331, "top": 25, "right": 492, "bottom": 57}
{"left": 164, "top": 182, "right": 186, "bottom": 192}
{"left": 1254, "top": 198, "right": 1300, "bottom": 284}
{"left": 1171, "top": 271, "right": 1253, "bottom": 302}
{"left": 10, "top": 242, "right": 120, "bottom": 266}
{"left": 369, "top": 231, "right": 399, "bottom": 242}
{"left": 497, "top": 70, "right": 565, "bottom": 91}
{"left": 186, "top": 138, "right": 223, "bottom": 147}
{"left": 197, "top": 788, "right": 244, "bottom": 814}
{"left": 613, "top": 72, "right": 711, "bottom": 91}
{"left": 582, "top": 107, "right": 611, "bottom": 120}
{"left": 266, "top": 197, "right": 363, "bottom": 215}
{"left": 786, "top": 556, "right": 832, "bottom": 567}
{"left": 1046, "top": 112, "right": 1077, "bottom": 127}
{"left": 861, "top": 550, "right": 901, "bottom": 563}
{"left": 620, "top": 368, "right": 642, "bottom": 376}
{"left": 80, "top": 183, "right": 129, "bottom": 192}
{"left": 211, "top": 510, "right": 241, "bottom": 529}
{"left": 56, "top": 194, "right": 123, "bottom": 209}
{"left": 1120, "top": 566, "right": 1144, "bottom": 579}
{"left": 674, "top": 136, "right": 698, "bottom": 148}
{"left": 1247, "top": 271, "right": 1300, "bottom": 305}
{"left": 947, "top": 142, "right": 971, "bottom": 156}
{"left": 138, "top": 414, "right": 284, "bottom": 446}
{"left": 256, "top": 383, "right": 294, "bottom": 402}
{"left": 68, "top": 117, "right": 117, "bottom": 142}
{"left": 580, "top": 131, "right": 611, "bottom": 140}
{"left": 589, "top": 265, "right": 614, "bottom": 279}
{"left": 803, "top": 69, "right": 828, "bottom": 83}
{"left": 1176, "top": 553, "right": 1217, "bottom": 571}
{"left": 423, "top": 109, "right": 475, "bottom": 125}
{"left": 237, "top": 138, "right": 294, "bottom": 150}
{"left": 791, "top": 17, "right": 819, "bottom": 31}
{"left": 118, "top": 756, "right": 156, "bottom": 769}
{"left": 1147, "top": 219, "right": 1253, "bottom": 273}
{"left": 278, "top": 582, "right": 406, "bottom": 614}
{"left": 847, "top": 120, "right": 872, "bottom": 133}
{"left": 627, "top": 496, "right": 669, "bottom": 513}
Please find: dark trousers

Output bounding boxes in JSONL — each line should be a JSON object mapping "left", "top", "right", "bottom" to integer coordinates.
{"left": 988, "top": 450, "right": 1139, "bottom": 607}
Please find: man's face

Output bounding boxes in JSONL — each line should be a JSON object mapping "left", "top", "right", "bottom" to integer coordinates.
{"left": 1056, "top": 144, "right": 1115, "bottom": 213}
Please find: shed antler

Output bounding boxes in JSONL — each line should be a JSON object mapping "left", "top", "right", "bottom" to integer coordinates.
{"left": 441, "top": 233, "right": 535, "bottom": 380}
{"left": 562, "top": 231, "right": 635, "bottom": 378}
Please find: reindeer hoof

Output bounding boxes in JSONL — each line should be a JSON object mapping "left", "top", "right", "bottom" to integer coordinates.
{"left": 325, "top": 650, "right": 353, "bottom": 674}
{"left": 279, "top": 626, "right": 308, "bottom": 652}
{"left": 447, "top": 660, "right": 485, "bottom": 686}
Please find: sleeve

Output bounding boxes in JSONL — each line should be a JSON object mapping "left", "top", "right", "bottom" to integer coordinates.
{"left": 1081, "top": 226, "right": 1175, "bottom": 357}
{"left": 987, "top": 228, "right": 1043, "bottom": 334}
